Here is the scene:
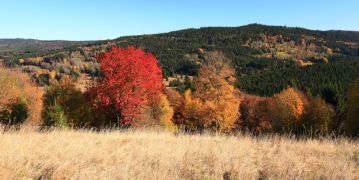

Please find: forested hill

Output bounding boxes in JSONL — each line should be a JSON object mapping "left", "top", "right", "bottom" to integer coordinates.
{"left": 1, "top": 24, "right": 359, "bottom": 113}
{"left": 0, "top": 38, "right": 93, "bottom": 52}
{"left": 116, "top": 24, "right": 359, "bottom": 75}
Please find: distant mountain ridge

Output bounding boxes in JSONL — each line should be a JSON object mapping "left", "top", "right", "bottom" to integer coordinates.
{"left": 0, "top": 38, "right": 93, "bottom": 52}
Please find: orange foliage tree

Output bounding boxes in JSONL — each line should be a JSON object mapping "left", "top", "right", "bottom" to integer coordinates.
{"left": 0, "top": 68, "right": 20, "bottom": 111}
{"left": 181, "top": 90, "right": 207, "bottom": 131}
{"left": 0, "top": 67, "right": 43, "bottom": 126}
{"left": 164, "top": 88, "right": 185, "bottom": 126}
{"left": 272, "top": 87, "right": 305, "bottom": 132}
{"left": 182, "top": 52, "right": 241, "bottom": 132}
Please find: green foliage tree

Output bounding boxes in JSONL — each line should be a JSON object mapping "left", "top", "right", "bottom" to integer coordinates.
{"left": 45, "top": 103, "right": 68, "bottom": 128}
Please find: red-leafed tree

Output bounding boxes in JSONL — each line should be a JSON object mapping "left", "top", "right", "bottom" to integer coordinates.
{"left": 89, "top": 46, "right": 163, "bottom": 126}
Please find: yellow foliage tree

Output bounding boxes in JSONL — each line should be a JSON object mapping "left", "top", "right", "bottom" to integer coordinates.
{"left": 273, "top": 87, "right": 305, "bottom": 132}
{"left": 188, "top": 51, "right": 241, "bottom": 132}
{"left": 133, "top": 94, "right": 177, "bottom": 132}
{"left": 182, "top": 89, "right": 207, "bottom": 131}
{"left": 48, "top": 70, "right": 57, "bottom": 82}
{"left": 157, "top": 95, "right": 177, "bottom": 132}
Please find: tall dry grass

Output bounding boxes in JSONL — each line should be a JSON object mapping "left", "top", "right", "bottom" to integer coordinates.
{"left": 0, "top": 129, "right": 358, "bottom": 179}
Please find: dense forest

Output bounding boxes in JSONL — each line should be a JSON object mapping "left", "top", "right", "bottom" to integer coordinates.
{"left": 1, "top": 24, "right": 359, "bottom": 115}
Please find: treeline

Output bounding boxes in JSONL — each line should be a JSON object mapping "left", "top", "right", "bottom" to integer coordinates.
{"left": 1, "top": 47, "right": 359, "bottom": 137}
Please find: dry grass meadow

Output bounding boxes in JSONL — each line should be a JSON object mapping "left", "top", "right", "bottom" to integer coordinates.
{"left": 0, "top": 129, "right": 358, "bottom": 179}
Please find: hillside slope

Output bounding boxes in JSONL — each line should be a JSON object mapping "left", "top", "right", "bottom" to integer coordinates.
{"left": 1, "top": 24, "right": 359, "bottom": 105}
{"left": 0, "top": 38, "right": 93, "bottom": 52}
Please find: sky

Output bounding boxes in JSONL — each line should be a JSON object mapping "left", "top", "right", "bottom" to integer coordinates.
{"left": 1, "top": 0, "right": 358, "bottom": 40}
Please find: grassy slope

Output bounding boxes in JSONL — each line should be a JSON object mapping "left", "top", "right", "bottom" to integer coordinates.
{"left": 0, "top": 130, "right": 358, "bottom": 179}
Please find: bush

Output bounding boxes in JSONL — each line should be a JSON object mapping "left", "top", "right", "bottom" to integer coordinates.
{"left": 0, "top": 97, "right": 28, "bottom": 127}
{"left": 343, "top": 78, "right": 359, "bottom": 136}
{"left": 301, "top": 96, "right": 335, "bottom": 135}
{"left": 238, "top": 96, "right": 274, "bottom": 134}
{"left": 45, "top": 103, "right": 68, "bottom": 128}
{"left": 42, "top": 76, "right": 90, "bottom": 128}
{"left": 133, "top": 94, "right": 177, "bottom": 132}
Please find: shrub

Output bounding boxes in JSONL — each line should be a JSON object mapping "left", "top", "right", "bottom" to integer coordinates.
{"left": 42, "top": 76, "right": 89, "bottom": 128}
{"left": 238, "top": 96, "right": 274, "bottom": 134}
{"left": 133, "top": 94, "right": 177, "bottom": 132}
{"left": 343, "top": 78, "right": 359, "bottom": 136}
{"left": 44, "top": 103, "right": 68, "bottom": 128}
{"left": 0, "top": 97, "right": 28, "bottom": 127}
{"left": 301, "top": 96, "right": 335, "bottom": 135}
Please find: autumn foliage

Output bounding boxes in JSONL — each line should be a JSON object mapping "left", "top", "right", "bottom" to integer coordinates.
{"left": 0, "top": 67, "right": 43, "bottom": 126}
{"left": 179, "top": 52, "right": 240, "bottom": 132}
{"left": 89, "top": 46, "right": 163, "bottom": 126}
{"left": 181, "top": 89, "right": 207, "bottom": 131}
{"left": 238, "top": 96, "right": 274, "bottom": 134}
{"left": 42, "top": 76, "right": 91, "bottom": 128}
{"left": 164, "top": 88, "right": 184, "bottom": 125}
{"left": 134, "top": 94, "right": 177, "bottom": 132}
{"left": 301, "top": 96, "right": 334, "bottom": 135}
{"left": 272, "top": 87, "right": 305, "bottom": 132}
{"left": 2, "top": 47, "right": 357, "bottom": 137}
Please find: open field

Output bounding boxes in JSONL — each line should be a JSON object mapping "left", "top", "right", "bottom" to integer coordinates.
{"left": 0, "top": 129, "right": 358, "bottom": 179}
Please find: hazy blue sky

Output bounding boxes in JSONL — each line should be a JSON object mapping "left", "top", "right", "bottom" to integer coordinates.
{"left": 1, "top": 0, "right": 358, "bottom": 40}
